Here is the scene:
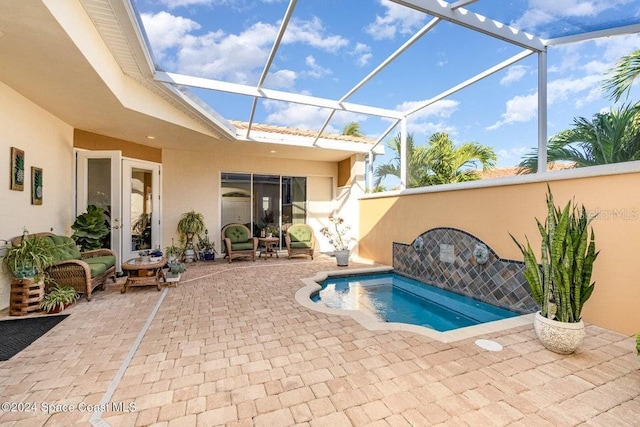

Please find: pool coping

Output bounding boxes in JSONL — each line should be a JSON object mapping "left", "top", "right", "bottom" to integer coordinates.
{"left": 295, "top": 266, "right": 534, "bottom": 343}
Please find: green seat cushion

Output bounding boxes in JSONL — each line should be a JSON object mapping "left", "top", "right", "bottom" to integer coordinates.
{"left": 86, "top": 262, "right": 108, "bottom": 278}
{"left": 231, "top": 242, "right": 254, "bottom": 251}
{"left": 48, "top": 235, "right": 81, "bottom": 261}
{"left": 85, "top": 255, "right": 116, "bottom": 269}
{"left": 225, "top": 226, "right": 250, "bottom": 244}
{"left": 288, "top": 225, "right": 312, "bottom": 243}
{"left": 290, "top": 242, "right": 312, "bottom": 249}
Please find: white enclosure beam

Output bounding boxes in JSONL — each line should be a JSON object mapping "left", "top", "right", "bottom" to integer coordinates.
{"left": 156, "top": 71, "right": 405, "bottom": 119}
{"left": 400, "top": 118, "right": 408, "bottom": 190}
{"left": 368, "top": 151, "right": 375, "bottom": 192}
{"left": 545, "top": 23, "right": 640, "bottom": 46}
{"left": 537, "top": 50, "right": 548, "bottom": 173}
{"left": 390, "top": 0, "right": 545, "bottom": 51}
{"left": 247, "top": 0, "right": 297, "bottom": 137}
{"left": 313, "top": 17, "right": 440, "bottom": 145}
{"left": 405, "top": 48, "right": 534, "bottom": 117}
{"left": 450, "top": 0, "right": 478, "bottom": 10}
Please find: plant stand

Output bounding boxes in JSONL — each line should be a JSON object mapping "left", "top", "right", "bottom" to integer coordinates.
{"left": 10, "top": 277, "right": 44, "bottom": 316}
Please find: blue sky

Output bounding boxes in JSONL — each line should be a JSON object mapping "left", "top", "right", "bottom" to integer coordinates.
{"left": 135, "top": 0, "right": 640, "bottom": 185}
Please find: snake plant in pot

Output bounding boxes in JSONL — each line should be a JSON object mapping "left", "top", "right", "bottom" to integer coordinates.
{"left": 511, "top": 186, "right": 598, "bottom": 354}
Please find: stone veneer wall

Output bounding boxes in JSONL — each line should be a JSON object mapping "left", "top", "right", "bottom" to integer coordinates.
{"left": 393, "top": 227, "right": 538, "bottom": 314}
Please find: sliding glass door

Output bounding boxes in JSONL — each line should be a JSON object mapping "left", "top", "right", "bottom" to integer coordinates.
{"left": 221, "top": 173, "right": 307, "bottom": 248}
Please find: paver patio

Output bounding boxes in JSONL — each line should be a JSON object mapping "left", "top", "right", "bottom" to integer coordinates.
{"left": 0, "top": 256, "right": 638, "bottom": 426}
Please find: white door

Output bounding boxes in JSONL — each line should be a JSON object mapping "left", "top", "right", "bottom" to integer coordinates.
{"left": 121, "top": 159, "right": 162, "bottom": 262}
{"left": 75, "top": 150, "right": 123, "bottom": 267}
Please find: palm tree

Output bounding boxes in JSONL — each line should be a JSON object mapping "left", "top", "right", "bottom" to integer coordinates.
{"left": 420, "top": 132, "right": 496, "bottom": 185}
{"left": 342, "top": 122, "right": 364, "bottom": 137}
{"left": 518, "top": 103, "right": 640, "bottom": 173}
{"left": 374, "top": 133, "right": 426, "bottom": 188}
{"left": 604, "top": 48, "right": 640, "bottom": 102}
{"left": 374, "top": 132, "right": 496, "bottom": 188}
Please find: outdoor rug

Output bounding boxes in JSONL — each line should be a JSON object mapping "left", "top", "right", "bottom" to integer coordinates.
{"left": 0, "top": 315, "right": 68, "bottom": 361}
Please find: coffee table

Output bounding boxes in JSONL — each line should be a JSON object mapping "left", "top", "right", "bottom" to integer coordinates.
{"left": 258, "top": 237, "right": 279, "bottom": 259}
{"left": 121, "top": 257, "right": 167, "bottom": 293}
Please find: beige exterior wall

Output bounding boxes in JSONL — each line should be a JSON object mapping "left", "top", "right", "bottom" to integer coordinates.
{"left": 0, "top": 81, "right": 74, "bottom": 309}
{"left": 359, "top": 167, "right": 640, "bottom": 335}
{"left": 162, "top": 149, "right": 356, "bottom": 253}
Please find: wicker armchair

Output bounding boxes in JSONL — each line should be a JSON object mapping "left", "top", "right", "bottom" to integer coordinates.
{"left": 285, "top": 224, "right": 316, "bottom": 259}
{"left": 221, "top": 223, "right": 258, "bottom": 263}
{"left": 11, "top": 232, "right": 116, "bottom": 301}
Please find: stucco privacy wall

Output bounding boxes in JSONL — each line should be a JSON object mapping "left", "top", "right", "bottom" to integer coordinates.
{"left": 359, "top": 168, "right": 640, "bottom": 336}
{"left": 0, "top": 81, "right": 74, "bottom": 309}
{"left": 161, "top": 149, "right": 359, "bottom": 253}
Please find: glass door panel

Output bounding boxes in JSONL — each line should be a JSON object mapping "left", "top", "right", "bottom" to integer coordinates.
{"left": 76, "top": 150, "right": 122, "bottom": 266}
{"left": 253, "top": 175, "right": 281, "bottom": 241}
{"left": 122, "top": 159, "right": 161, "bottom": 262}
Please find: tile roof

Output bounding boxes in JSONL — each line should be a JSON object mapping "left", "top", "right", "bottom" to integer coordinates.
{"left": 479, "top": 162, "right": 576, "bottom": 179}
{"left": 230, "top": 120, "right": 375, "bottom": 144}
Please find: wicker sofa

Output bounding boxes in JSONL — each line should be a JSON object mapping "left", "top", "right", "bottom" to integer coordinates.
{"left": 11, "top": 232, "right": 116, "bottom": 301}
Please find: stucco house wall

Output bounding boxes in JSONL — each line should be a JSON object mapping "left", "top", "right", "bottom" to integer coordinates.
{"left": 0, "top": 81, "right": 74, "bottom": 308}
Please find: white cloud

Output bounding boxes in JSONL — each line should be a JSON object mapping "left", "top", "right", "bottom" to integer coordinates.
{"left": 500, "top": 65, "right": 528, "bottom": 85}
{"left": 142, "top": 11, "right": 350, "bottom": 84}
{"left": 303, "top": 56, "right": 331, "bottom": 79}
{"left": 487, "top": 93, "right": 537, "bottom": 130}
{"left": 264, "top": 69, "right": 297, "bottom": 90}
{"left": 391, "top": 99, "right": 460, "bottom": 138}
{"left": 365, "top": 0, "right": 426, "bottom": 40}
{"left": 140, "top": 12, "right": 201, "bottom": 64}
{"left": 352, "top": 43, "right": 372, "bottom": 67}
{"left": 284, "top": 17, "right": 348, "bottom": 53}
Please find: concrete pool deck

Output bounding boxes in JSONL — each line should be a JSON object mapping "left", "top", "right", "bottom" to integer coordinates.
{"left": 0, "top": 255, "right": 638, "bottom": 426}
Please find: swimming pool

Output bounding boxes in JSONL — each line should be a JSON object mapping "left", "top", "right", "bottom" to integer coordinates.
{"left": 311, "top": 272, "right": 518, "bottom": 332}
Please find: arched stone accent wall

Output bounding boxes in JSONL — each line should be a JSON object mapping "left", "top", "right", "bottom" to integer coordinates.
{"left": 393, "top": 227, "right": 538, "bottom": 314}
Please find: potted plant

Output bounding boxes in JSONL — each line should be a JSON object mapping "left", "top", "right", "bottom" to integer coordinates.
{"left": 511, "top": 186, "right": 598, "bottom": 354}
{"left": 138, "top": 250, "right": 150, "bottom": 263}
{"left": 165, "top": 239, "right": 183, "bottom": 263}
{"left": 2, "top": 231, "right": 56, "bottom": 279}
{"left": 165, "top": 261, "right": 186, "bottom": 285}
{"left": 177, "top": 211, "right": 205, "bottom": 262}
{"left": 198, "top": 230, "right": 217, "bottom": 261}
{"left": 320, "top": 216, "right": 354, "bottom": 266}
{"left": 71, "top": 205, "right": 110, "bottom": 251}
{"left": 40, "top": 283, "right": 78, "bottom": 313}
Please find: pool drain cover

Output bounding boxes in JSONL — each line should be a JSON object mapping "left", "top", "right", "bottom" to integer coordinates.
{"left": 475, "top": 339, "right": 503, "bottom": 352}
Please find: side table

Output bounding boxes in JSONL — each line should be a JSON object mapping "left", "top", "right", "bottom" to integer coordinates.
{"left": 121, "top": 257, "right": 167, "bottom": 293}
{"left": 258, "top": 237, "right": 279, "bottom": 259}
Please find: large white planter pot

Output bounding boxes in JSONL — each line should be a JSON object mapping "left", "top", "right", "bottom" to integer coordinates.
{"left": 183, "top": 249, "right": 196, "bottom": 263}
{"left": 334, "top": 250, "right": 350, "bottom": 267}
{"left": 534, "top": 311, "right": 585, "bottom": 354}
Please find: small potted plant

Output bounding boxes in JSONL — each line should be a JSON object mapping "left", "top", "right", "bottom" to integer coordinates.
{"left": 165, "top": 261, "right": 186, "bottom": 285}
{"left": 40, "top": 283, "right": 78, "bottom": 314}
{"left": 138, "top": 250, "right": 150, "bottom": 263}
{"left": 165, "top": 239, "right": 183, "bottom": 263}
{"left": 198, "top": 230, "right": 217, "bottom": 261}
{"left": 2, "top": 230, "right": 56, "bottom": 279}
{"left": 511, "top": 186, "right": 598, "bottom": 354}
{"left": 320, "top": 216, "right": 354, "bottom": 266}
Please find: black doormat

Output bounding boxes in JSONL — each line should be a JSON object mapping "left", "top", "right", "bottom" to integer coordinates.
{"left": 0, "top": 315, "right": 69, "bottom": 361}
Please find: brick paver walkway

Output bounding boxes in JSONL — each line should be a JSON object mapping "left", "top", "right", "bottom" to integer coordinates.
{"left": 0, "top": 256, "right": 638, "bottom": 426}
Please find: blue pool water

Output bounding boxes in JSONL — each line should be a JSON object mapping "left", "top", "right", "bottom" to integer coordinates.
{"left": 312, "top": 273, "right": 518, "bottom": 332}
